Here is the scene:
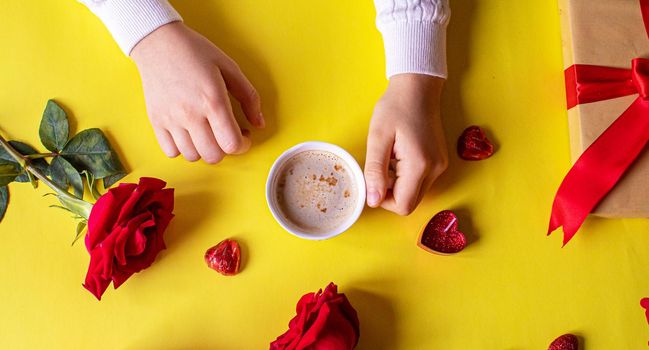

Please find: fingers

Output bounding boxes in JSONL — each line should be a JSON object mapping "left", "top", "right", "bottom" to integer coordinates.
{"left": 219, "top": 60, "right": 265, "bottom": 129}
{"left": 414, "top": 175, "right": 437, "bottom": 209}
{"left": 159, "top": 122, "right": 226, "bottom": 164}
{"left": 415, "top": 154, "right": 448, "bottom": 206}
{"left": 387, "top": 159, "right": 397, "bottom": 189}
{"left": 153, "top": 127, "right": 179, "bottom": 158}
{"left": 381, "top": 171, "right": 423, "bottom": 215}
{"left": 364, "top": 128, "right": 395, "bottom": 208}
{"left": 380, "top": 159, "right": 426, "bottom": 216}
{"left": 381, "top": 156, "right": 447, "bottom": 215}
{"left": 152, "top": 73, "right": 252, "bottom": 162}
{"left": 207, "top": 76, "right": 252, "bottom": 155}
{"left": 170, "top": 129, "right": 200, "bottom": 162}
{"left": 188, "top": 119, "right": 225, "bottom": 164}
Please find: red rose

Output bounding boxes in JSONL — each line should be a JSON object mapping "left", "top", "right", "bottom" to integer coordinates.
{"left": 271, "top": 283, "right": 360, "bottom": 350}
{"left": 83, "top": 177, "right": 174, "bottom": 300}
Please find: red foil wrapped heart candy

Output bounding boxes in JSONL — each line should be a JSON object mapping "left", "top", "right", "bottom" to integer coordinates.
{"left": 418, "top": 210, "right": 467, "bottom": 255}
{"left": 548, "top": 334, "right": 578, "bottom": 350}
{"left": 457, "top": 125, "right": 494, "bottom": 160}
{"left": 205, "top": 239, "right": 241, "bottom": 276}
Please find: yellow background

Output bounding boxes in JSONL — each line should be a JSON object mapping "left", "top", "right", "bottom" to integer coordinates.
{"left": 1, "top": 0, "right": 648, "bottom": 349}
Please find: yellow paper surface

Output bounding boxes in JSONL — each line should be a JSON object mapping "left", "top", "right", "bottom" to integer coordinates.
{"left": 1, "top": 1, "right": 648, "bottom": 349}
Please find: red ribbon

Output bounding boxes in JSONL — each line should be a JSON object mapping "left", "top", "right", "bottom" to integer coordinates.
{"left": 548, "top": 0, "right": 649, "bottom": 245}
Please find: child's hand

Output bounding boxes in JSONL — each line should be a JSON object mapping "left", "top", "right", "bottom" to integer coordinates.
{"left": 131, "top": 22, "right": 264, "bottom": 163}
{"left": 364, "top": 74, "right": 448, "bottom": 215}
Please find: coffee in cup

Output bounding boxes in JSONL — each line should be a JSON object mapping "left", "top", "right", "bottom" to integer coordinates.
{"left": 275, "top": 150, "right": 357, "bottom": 234}
{"left": 266, "top": 142, "right": 366, "bottom": 240}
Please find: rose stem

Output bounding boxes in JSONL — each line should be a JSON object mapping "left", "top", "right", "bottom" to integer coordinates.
{"left": 0, "top": 133, "right": 92, "bottom": 219}
{"left": 24, "top": 153, "right": 58, "bottom": 159}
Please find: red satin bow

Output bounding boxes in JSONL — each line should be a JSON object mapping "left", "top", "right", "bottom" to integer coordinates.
{"left": 548, "top": 0, "right": 649, "bottom": 245}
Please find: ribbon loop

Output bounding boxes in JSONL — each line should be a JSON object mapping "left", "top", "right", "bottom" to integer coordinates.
{"left": 564, "top": 64, "right": 636, "bottom": 109}
{"left": 632, "top": 58, "right": 649, "bottom": 99}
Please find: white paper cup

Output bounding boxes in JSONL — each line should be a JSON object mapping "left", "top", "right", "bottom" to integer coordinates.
{"left": 266, "top": 141, "right": 366, "bottom": 240}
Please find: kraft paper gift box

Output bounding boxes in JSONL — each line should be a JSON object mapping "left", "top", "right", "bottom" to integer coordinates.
{"left": 559, "top": 0, "right": 649, "bottom": 217}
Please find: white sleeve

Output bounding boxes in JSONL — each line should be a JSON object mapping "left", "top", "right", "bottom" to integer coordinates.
{"left": 78, "top": 0, "right": 182, "bottom": 55}
{"left": 374, "top": 0, "right": 450, "bottom": 79}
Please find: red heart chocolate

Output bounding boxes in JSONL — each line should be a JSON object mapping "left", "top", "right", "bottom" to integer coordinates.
{"left": 418, "top": 210, "right": 467, "bottom": 255}
{"left": 548, "top": 334, "right": 578, "bottom": 350}
{"left": 457, "top": 125, "right": 495, "bottom": 160}
{"left": 205, "top": 239, "right": 241, "bottom": 276}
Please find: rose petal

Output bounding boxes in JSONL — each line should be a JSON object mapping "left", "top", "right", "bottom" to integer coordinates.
{"left": 156, "top": 188, "right": 175, "bottom": 212}
{"left": 86, "top": 183, "right": 137, "bottom": 251}
{"left": 294, "top": 304, "right": 334, "bottom": 349}
{"left": 300, "top": 303, "right": 358, "bottom": 350}
{"left": 113, "top": 178, "right": 166, "bottom": 225}
{"left": 83, "top": 177, "right": 174, "bottom": 300}
{"left": 111, "top": 267, "right": 135, "bottom": 289}
{"left": 83, "top": 271, "right": 111, "bottom": 301}
{"left": 134, "top": 188, "right": 175, "bottom": 215}
{"left": 83, "top": 229, "right": 119, "bottom": 300}
{"left": 124, "top": 218, "right": 154, "bottom": 257}
{"left": 115, "top": 188, "right": 147, "bottom": 226}
{"left": 137, "top": 177, "right": 167, "bottom": 191}
{"left": 271, "top": 283, "right": 359, "bottom": 350}
{"left": 113, "top": 212, "right": 152, "bottom": 265}
{"left": 117, "top": 225, "right": 166, "bottom": 274}
{"left": 97, "top": 234, "right": 118, "bottom": 280}
{"left": 152, "top": 208, "right": 174, "bottom": 236}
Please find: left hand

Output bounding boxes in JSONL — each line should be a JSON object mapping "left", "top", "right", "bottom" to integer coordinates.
{"left": 364, "top": 74, "right": 448, "bottom": 215}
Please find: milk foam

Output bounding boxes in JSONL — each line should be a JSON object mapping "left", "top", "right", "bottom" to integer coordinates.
{"left": 275, "top": 150, "right": 357, "bottom": 234}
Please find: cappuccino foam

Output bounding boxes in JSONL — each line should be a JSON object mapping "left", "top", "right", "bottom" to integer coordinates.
{"left": 275, "top": 150, "right": 357, "bottom": 234}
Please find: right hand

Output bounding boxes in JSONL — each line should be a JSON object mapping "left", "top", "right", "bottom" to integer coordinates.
{"left": 364, "top": 74, "right": 448, "bottom": 215}
{"left": 131, "top": 22, "right": 264, "bottom": 163}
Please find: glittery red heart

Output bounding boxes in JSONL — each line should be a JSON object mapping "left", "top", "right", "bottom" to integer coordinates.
{"left": 641, "top": 298, "right": 649, "bottom": 346}
{"left": 205, "top": 239, "right": 241, "bottom": 276}
{"left": 457, "top": 125, "right": 494, "bottom": 160}
{"left": 418, "top": 210, "right": 467, "bottom": 255}
{"left": 548, "top": 334, "right": 578, "bottom": 350}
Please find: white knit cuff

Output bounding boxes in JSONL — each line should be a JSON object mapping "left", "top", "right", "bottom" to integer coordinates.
{"left": 378, "top": 21, "right": 448, "bottom": 79}
{"left": 84, "top": 0, "right": 182, "bottom": 55}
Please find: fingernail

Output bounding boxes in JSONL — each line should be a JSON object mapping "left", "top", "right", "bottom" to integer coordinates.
{"left": 258, "top": 112, "right": 266, "bottom": 128}
{"left": 367, "top": 190, "right": 380, "bottom": 207}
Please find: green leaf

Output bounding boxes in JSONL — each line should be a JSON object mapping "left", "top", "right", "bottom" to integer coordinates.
{"left": 72, "top": 221, "right": 87, "bottom": 246}
{"left": 0, "top": 160, "right": 21, "bottom": 186}
{"left": 39, "top": 100, "right": 69, "bottom": 152}
{"left": 61, "top": 128, "right": 124, "bottom": 179}
{"left": 103, "top": 172, "right": 125, "bottom": 188}
{"left": 0, "top": 186, "right": 8, "bottom": 223}
{"left": 50, "top": 156, "right": 84, "bottom": 198}
{"left": 0, "top": 141, "right": 49, "bottom": 182}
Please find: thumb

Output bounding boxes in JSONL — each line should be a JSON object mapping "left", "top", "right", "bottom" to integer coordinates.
{"left": 364, "top": 128, "right": 394, "bottom": 208}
